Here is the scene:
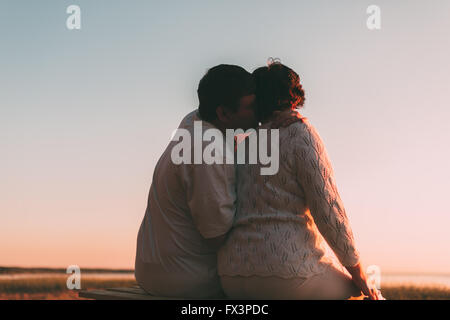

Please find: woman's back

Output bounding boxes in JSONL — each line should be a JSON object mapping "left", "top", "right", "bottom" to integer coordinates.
{"left": 218, "top": 116, "right": 360, "bottom": 279}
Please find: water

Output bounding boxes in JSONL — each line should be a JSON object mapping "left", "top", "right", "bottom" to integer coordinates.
{"left": 381, "top": 273, "right": 450, "bottom": 289}
{"left": 1, "top": 272, "right": 449, "bottom": 289}
{"left": 0, "top": 272, "right": 135, "bottom": 280}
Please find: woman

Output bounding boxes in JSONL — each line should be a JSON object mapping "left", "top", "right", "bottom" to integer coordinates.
{"left": 217, "top": 60, "right": 380, "bottom": 300}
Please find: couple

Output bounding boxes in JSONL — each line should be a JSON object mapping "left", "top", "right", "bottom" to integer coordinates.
{"left": 134, "top": 61, "right": 380, "bottom": 300}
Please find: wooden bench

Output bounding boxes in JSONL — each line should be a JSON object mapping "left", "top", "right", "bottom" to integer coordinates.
{"left": 78, "top": 285, "right": 216, "bottom": 300}
{"left": 79, "top": 286, "right": 369, "bottom": 300}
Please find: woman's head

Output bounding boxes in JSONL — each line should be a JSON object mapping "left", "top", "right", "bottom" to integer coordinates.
{"left": 252, "top": 59, "right": 305, "bottom": 122}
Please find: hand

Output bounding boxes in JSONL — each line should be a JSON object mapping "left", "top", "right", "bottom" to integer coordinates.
{"left": 270, "top": 109, "right": 305, "bottom": 129}
{"left": 345, "top": 262, "right": 379, "bottom": 300}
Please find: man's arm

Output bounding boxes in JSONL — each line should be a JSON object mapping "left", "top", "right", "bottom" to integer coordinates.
{"left": 182, "top": 160, "right": 237, "bottom": 242}
{"left": 204, "top": 233, "right": 228, "bottom": 251}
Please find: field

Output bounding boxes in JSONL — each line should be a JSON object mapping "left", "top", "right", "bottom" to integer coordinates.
{"left": 1, "top": 276, "right": 450, "bottom": 300}
{"left": 0, "top": 277, "right": 137, "bottom": 300}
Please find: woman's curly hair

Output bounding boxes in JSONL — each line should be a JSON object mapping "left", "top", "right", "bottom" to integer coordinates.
{"left": 252, "top": 58, "right": 305, "bottom": 122}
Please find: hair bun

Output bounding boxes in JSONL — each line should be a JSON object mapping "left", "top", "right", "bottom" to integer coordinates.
{"left": 267, "top": 57, "right": 281, "bottom": 66}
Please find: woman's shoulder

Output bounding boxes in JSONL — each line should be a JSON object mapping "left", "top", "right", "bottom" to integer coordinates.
{"left": 282, "top": 115, "right": 312, "bottom": 138}
{"left": 260, "top": 114, "right": 323, "bottom": 146}
{"left": 284, "top": 117, "right": 327, "bottom": 150}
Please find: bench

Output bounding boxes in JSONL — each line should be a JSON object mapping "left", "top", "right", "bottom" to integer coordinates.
{"left": 79, "top": 286, "right": 369, "bottom": 300}
{"left": 78, "top": 286, "right": 216, "bottom": 300}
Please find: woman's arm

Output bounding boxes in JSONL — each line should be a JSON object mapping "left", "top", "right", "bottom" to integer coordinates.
{"left": 294, "top": 121, "right": 360, "bottom": 268}
{"left": 346, "top": 262, "right": 380, "bottom": 300}
{"left": 294, "top": 122, "right": 380, "bottom": 299}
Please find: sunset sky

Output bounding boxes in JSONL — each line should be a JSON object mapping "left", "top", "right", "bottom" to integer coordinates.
{"left": 1, "top": 0, "right": 450, "bottom": 274}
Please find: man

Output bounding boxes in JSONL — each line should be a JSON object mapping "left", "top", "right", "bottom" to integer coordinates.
{"left": 134, "top": 65, "right": 258, "bottom": 298}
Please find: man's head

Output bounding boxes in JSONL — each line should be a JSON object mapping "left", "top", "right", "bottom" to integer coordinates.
{"left": 198, "top": 64, "right": 257, "bottom": 131}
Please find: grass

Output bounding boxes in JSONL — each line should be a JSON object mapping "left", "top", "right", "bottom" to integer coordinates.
{"left": 0, "top": 278, "right": 137, "bottom": 294}
{"left": 0, "top": 277, "right": 137, "bottom": 299}
{"left": 381, "top": 284, "right": 450, "bottom": 300}
{"left": 1, "top": 277, "right": 450, "bottom": 299}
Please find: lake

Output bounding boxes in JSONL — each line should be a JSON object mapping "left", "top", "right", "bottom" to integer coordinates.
{"left": 381, "top": 273, "right": 450, "bottom": 289}
{"left": 0, "top": 272, "right": 135, "bottom": 280}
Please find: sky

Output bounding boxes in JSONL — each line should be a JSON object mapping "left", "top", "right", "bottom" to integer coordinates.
{"left": 1, "top": 0, "right": 450, "bottom": 274}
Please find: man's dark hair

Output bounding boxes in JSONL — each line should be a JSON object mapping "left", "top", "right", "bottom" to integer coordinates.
{"left": 252, "top": 61, "right": 305, "bottom": 122}
{"left": 198, "top": 64, "right": 255, "bottom": 121}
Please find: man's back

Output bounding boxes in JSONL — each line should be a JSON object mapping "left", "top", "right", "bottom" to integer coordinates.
{"left": 134, "top": 110, "right": 236, "bottom": 298}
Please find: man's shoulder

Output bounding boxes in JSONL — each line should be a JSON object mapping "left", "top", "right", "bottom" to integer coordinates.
{"left": 178, "top": 109, "right": 201, "bottom": 129}
{"left": 166, "top": 109, "right": 232, "bottom": 170}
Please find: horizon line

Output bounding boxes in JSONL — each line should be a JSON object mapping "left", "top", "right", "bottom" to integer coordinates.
{"left": 2, "top": 265, "right": 450, "bottom": 277}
